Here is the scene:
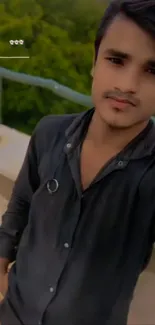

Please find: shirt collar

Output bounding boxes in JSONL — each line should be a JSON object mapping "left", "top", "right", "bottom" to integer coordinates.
{"left": 64, "top": 108, "right": 94, "bottom": 153}
{"left": 65, "top": 108, "right": 155, "bottom": 160}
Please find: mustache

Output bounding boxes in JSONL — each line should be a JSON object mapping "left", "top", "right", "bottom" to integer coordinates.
{"left": 103, "top": 90, "right": 139, "bottom": 106}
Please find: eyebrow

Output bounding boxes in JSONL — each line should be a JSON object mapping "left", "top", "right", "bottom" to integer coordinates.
{"left": 104, "top": 48, "right": 130, "bottom": 59}
{"left": 104, "top": 48, "right": 155, "bottom": 66}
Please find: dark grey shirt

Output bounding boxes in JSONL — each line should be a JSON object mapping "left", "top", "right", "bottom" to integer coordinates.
{"left": 1, "top": 109, "right": 155, "bottom": 325}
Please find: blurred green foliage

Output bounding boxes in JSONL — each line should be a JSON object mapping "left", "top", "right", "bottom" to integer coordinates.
{"left": 0, "top": 0, "right": 107, "bottom": 134}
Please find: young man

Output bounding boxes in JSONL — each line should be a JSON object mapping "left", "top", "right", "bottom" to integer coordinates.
{"left": 1, "top": 0, "right": 155, "bottom": 324}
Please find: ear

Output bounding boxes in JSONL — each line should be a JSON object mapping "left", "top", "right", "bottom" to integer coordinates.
{"left": 91, "top": 65, "right": 94, "bottom": 78}
{"left": 91, "top": 55, "right": 95, "bottom": 77}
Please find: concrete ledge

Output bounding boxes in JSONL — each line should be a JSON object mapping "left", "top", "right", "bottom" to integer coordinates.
{"left": 0, "top": 124, "right": 30, "bottom": 182}
{"left": 0, "top": 173, "right": 14, "bottom": 200}
{"left": 0, "top": 124, "right": 30, "bottom": 199}
{"left": 0, "top": 193, "right": 8, "bottom": 218}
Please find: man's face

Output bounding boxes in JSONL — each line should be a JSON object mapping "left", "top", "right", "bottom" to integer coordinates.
{"left": 92, "top": 14, "right": 155, "bottom": 129}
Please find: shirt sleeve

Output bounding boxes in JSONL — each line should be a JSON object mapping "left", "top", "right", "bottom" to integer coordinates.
{"left": 0, "top": 126, "right": 40, "bottom": 262}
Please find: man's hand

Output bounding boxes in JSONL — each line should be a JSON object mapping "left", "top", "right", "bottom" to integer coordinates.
{"left": 0, "top": 271, "right": 8, "bottom": 300}
{"left": 0, "top": 257, "right": 10, "bottom": 300}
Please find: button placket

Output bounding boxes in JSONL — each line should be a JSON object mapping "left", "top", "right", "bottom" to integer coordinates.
{"left": 66, "top": 143, "right": 72, "bottom": 149}
{"left": 64, "top": 242, "right": 70, "bottom": 248}
{"left": 117, "top": 160, "right": 124, "bottom": 167}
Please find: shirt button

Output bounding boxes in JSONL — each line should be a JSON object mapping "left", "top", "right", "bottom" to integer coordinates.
{"left": 49, "top": 287, "right": 54, "bottom": 293}
{"left": 64, "top": 242, "right": 69, "bottom": 248}
{"left": 66, "top": 143, "right": 72, "bottom": 149}
{"left": 118, "top": 160, "right": 124, "bottom": 167}
{"left": 38, "top": 321, "right": 42, "bottom": 325}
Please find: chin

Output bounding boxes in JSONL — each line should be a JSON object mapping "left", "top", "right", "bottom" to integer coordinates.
{"left": 105, "top": 120, "right": 129, "bottom": 129}
{"left": 99, "top": 111, "right": 136, "bottom": 129}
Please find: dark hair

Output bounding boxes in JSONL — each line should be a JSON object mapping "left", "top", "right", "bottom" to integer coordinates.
{"left": 95, "top": 0, "right": 155, "bottom": 61}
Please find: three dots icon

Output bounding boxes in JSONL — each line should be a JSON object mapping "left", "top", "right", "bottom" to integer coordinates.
{"left": 9, "top": 40, "right": 24, "bottom": 45}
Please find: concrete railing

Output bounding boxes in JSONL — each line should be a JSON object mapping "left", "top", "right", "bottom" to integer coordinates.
{"left": 0, "top": 66, "right": 92, "bottom": 197}
{"left": 0, "top": 66, "right": 92, "bottom": 123}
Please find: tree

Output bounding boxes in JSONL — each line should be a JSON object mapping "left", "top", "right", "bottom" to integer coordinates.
{"left": 0, "top": 0, "right": 107, "bottom": 134}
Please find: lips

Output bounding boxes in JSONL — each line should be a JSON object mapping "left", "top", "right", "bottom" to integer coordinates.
{"left": 110, "top": 96, "right": 132, "bottom": 105}
{"left": 107, "top": 96, "right": 133, "bottom": 111}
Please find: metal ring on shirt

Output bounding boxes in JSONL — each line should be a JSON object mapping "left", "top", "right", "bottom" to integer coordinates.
{"left": 47, "top": 179, "right": 59, "bottom": 194}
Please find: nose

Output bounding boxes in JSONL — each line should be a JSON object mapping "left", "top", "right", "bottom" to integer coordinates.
{"left": 115, "top": 68, "right": 140, "bottom": 94}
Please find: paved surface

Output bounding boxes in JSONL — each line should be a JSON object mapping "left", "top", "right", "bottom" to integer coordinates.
{"left": 128, "top": 269, "right": 155, "bottom": 324}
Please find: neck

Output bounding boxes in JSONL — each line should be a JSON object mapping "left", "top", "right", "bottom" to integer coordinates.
{"left": 86, "top": 110, "right": 149, "bottom": 151}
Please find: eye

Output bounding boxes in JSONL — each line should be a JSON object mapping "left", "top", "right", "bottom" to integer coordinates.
{"left": 147, "top": 67, "right": 155, "bottom": 75}
{"left": 106, "top": 57, "right": 124, "bottom": 65}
